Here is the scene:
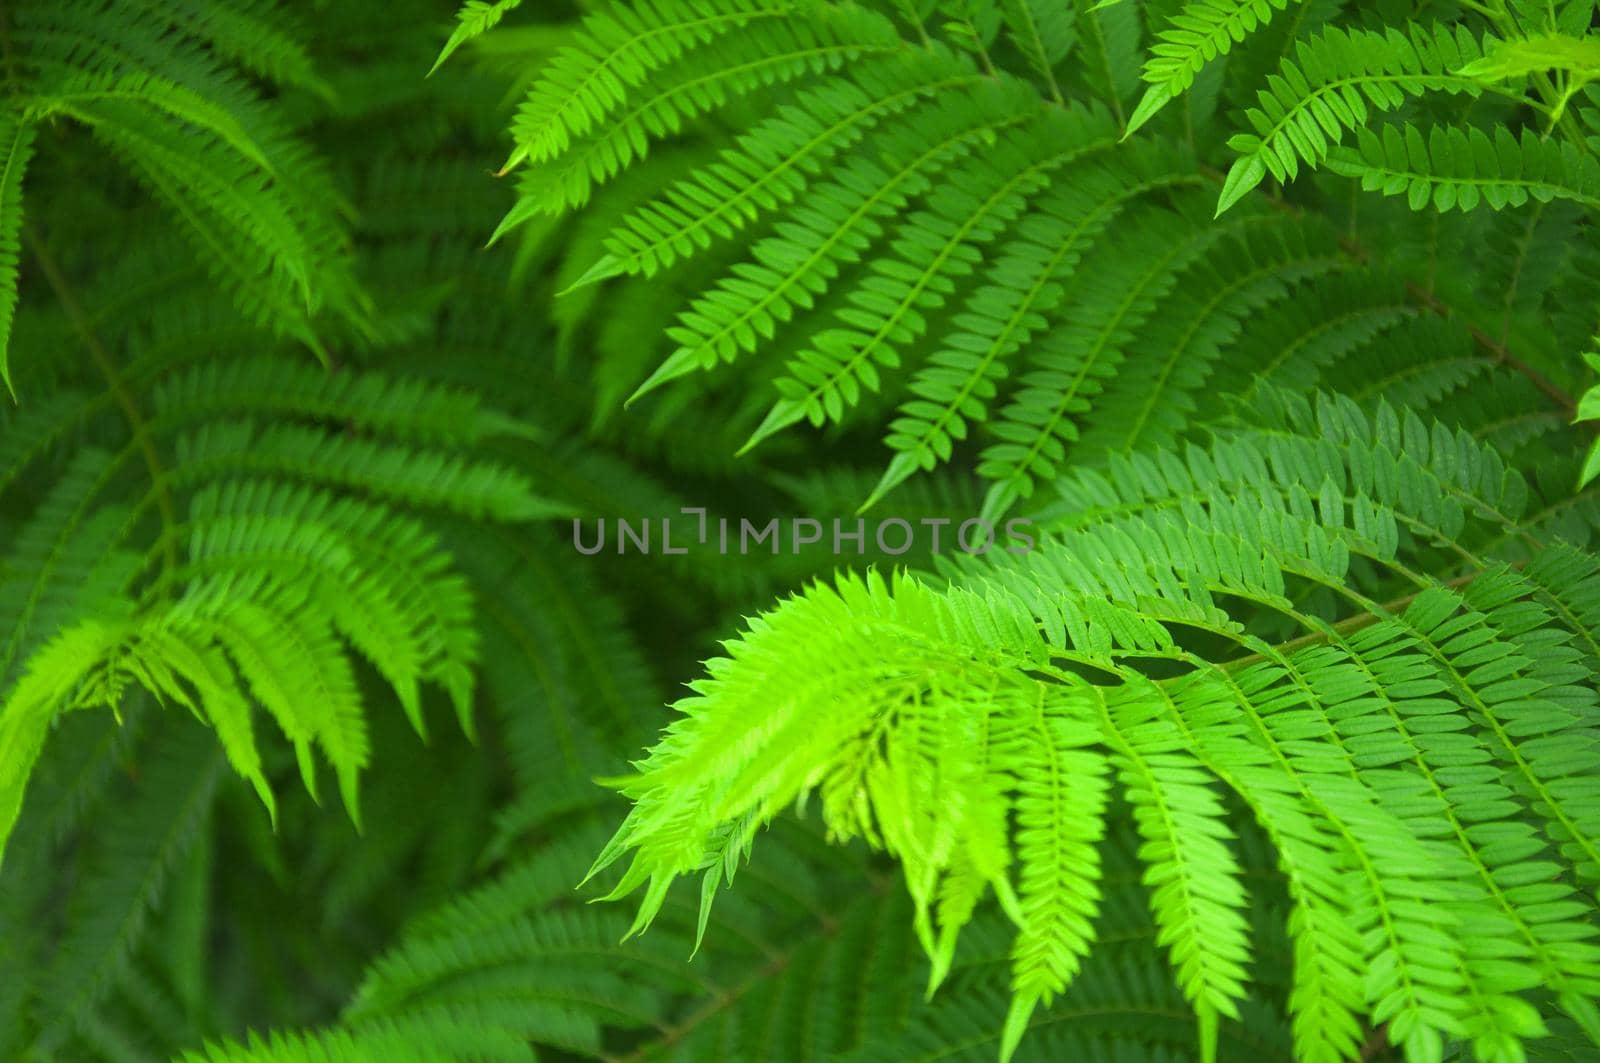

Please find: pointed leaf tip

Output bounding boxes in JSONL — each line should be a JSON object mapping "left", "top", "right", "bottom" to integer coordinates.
{"left": 1125, "top": 84, "right": 1173, "bottom": 137}
{"left": 559, "top": 254, "right": 624, "bottom": 295}
{"left": 256, "top": 781, "right": 279, "bottom": 831}
{"left": 625, "top": 349, "right": 700, "bottom": 408}
{"left": 737, "top": 401, "right": 804, "bottom": 457}
{"left": 999, "top": 995, "right": 1036, "bottom": 1063}
{"left": 1216, "top": 156, "right": 1267, "bottom": 216}
{"left": 1579, "top": 437, "right": 1600, "bottom": 489}
{"left": 691, "top": 869, "right": 718, "bottom": 958}
{"left": 859, "top": 452, "right": 918, "bottom": 514}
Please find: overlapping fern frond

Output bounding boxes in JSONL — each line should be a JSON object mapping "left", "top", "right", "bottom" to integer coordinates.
{"left": 159, "top": 809, "right": 1310, "bottom": 1063}
{"left": 464, "top": 0, "right": 1597, "bottom": 509}
{"left": 0, "top": 0, "right": 369, "bottom": 376}
{"left": 0, "top": 329, "right": 557, "bottom": 860}
{"left": 2, "top": 1, "right": 1598, "bottom": 1062}
{"left": 0, "top": 0, "right": 571, "bottom": 868}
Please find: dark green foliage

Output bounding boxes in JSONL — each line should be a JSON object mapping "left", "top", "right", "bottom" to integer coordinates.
{"left": 1, "top": 2, "right": 1598, "bottom": 1063}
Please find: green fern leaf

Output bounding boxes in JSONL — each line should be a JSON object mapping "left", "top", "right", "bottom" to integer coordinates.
{"left": 625, "top": 79, "right": 1036, "bottom": 404}
{"left": 589, "top": 389, "right": 1600, "bottom": 1063}
{"left": 0, "top": 116, "right": 33, "bottom": 397}
{"left": 743, "top": 103, "right": 1118, "bottom": 452}
{"left": 1327, "top": 123, "right": 1600, "bottom": 212}
{"left": 583, "top": 46, "right": 980, "bottom": 284}
{"left": 502, "top": 0, "right": 800, "bottom": 174}
{"left": 998, "top": 0, "right": 1074, "bottom": 103}
{"left": 1217, "top": 23, "right": 1490, "bottom": 213}
{"left": 502, "top": 4, "right": 902, "bottom": 220}
{"left": 431, "top": 0, "right": 527, "bottom": 76}
{"left": 1128, "top": 0, "right": 1306, "bottom": 135}
{"left": 866, "top": 156, "right": 1167, "bottom": 509}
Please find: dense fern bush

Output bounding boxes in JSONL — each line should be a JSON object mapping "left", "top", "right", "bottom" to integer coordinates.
{"left": 483, "top": 0, "right": 1600, "bottom": 518}
{"left": 0, "top": 0, "right": 1598, "bottom": 1062}
{"left": 471, "top": 0, "right": 1600, "bottom": 1061}
{"left": 0, "top": 0, "right": 371, "bottom": 378}
{"left": 0, "top": 0, "right": 580, "bottom": 856}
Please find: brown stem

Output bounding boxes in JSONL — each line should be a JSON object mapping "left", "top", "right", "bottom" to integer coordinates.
{"left": 1359, "top": 1021, "right": 1390, "bottom": 1061}
{"left": 1403, "top": 278, "right": 1576, "bottom": 416}
{"left": 1222, "top": 568, "right": 1488, "bottom": 673}
{"left": 1200, "top": 162, "right": 1582, "bottom": 420}
{"left": 1333, "top": 236, "right": 1578, "bottom": 418}
{"left": 25, "top": 225, "right": 178, "bottom": 581}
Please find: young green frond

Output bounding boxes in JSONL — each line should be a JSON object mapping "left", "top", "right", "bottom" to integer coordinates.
{"left": 590, "top": 390, "right": 1600, "bottom": 1062}
{"left": 1217, "top": 24, "right": 1490, "bottom": 213}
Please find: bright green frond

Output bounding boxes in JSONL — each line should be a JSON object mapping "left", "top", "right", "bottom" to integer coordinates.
{"left": 1218, "top": 23, "right": 1491, "bottom": 213}
{"left": 1128, "top": 0, "right": 1306, "bottom": 135}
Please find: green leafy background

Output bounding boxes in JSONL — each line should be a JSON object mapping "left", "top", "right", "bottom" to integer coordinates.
{"left": 1, "top": 2, "right": 1599, "bottom": 1062}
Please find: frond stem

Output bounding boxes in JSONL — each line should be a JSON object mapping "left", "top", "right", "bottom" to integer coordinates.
{"left": 1401, "top": 278, "right": 1577, "bottom": 415}
{"left": 1219, "top": 567, "right": 1486, "bottom": 673}
{"left": 25, "top": 226, "right": 179, "bottom": 583}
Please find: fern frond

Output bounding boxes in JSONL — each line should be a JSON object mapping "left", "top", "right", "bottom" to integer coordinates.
{"left": 120, "top": 0, "right": 328, "bottom": 94}
{"left": 0, "top": 449, "right": 132, "bottom": 686}
{"left": 10, "top": 0, "right": 369, "bottom": 353}
{"left": 1217, "top": 23, "right": 1490, "bottom": 213}
{"left": 0, "top": 115, "right": 34, "bottom": 394}
{"left": 182, "top": 480, "right": 478, "bottom": 732}
{"left": 863, "top": 162, "right": 1146, "bottom": 509}
{"left": 1335, "top": 314, "right": 1490, "bottom": 412}
{"left": 179, "top": 1017, "right": 534, "bottom": 1063}
{"left": 0, "top": 343, "right": 546, "bottom": 862}
{"left": 432, "top": 0, "right": 527, "bottom": 76}
{"left": 31, "top": 725, "right": 223, "bottom": 1055}
{"left": 994, "top": 693, "right": 1109, "bottom": 1057}
{"left": 149, "top": 355, "right": 534, "bottom": 444}
{"left": 580, "top": 46, "right": 981, "bottom": 284}
{"left": 1066, "top": 0, "right": 1141, "bottom": 125}
{"left": 998, "top": 0, "right": 1074, "bottom": 104}
{"left": 1128, "top": 0, "right": 1306, "bottom": 134}
{"left": 1206, "top": 271, "right": 1420, "bottom": 397}
{"left": 1074, "top": 215, "right": 1344, "bottom": 456}
{"left": 976, "top": 205, "right": 1241, "bottom": 518}
{"left": 1099, "top": 677, "right": 1253, "bottom": 1063}
{"left": 743, "top": 103, "right": 1120, "bottom": 452}
{"left": 624, "top": 79, "right": 1038, "bottom": 403}
{"left": 1328, "top": 123, "right": 1600, "bottom": 212}
{"left": 1456, "top": 31, "right": 1600, "bottom": 94}
{"left": 169, "top": 421, "right": 557, "bottom": 521}
{"left": 28, "top": 68, "right": 276, "bottom": 174}
{"left": 0, "top": 622, "right": 128, "bottom": 864}
{"left": 503, "top": 0, "right": 798, "bottom": 173}
{"left": 501, "top": 4, "right": 903, "bottom": 221}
